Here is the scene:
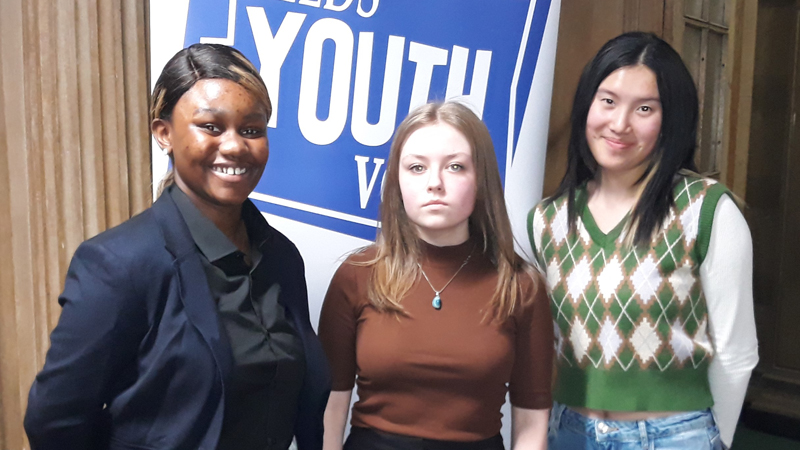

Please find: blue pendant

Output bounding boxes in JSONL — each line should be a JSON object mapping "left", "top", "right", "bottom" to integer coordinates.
{"left": 432, "top": 294, "right": 442, "bottom": 310}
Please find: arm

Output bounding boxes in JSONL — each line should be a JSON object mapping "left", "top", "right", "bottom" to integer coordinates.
{"left": 509, "top": 274, "right": 554, "bottom": 449}
{"left": 511, "top": 407, "right": 549, "bottom": 450}
{"left": 24, "top": 241, "right": 145, "bottom": 449}
{"left": 701, "top": 195, "right": 759, "bottom": 448}
{"left": 317, "top": 260, "right": 360, "bottom": 450}
{"left": 285, "top": 245, "right": 332, "bottom": 450}
{"left": 323, "top": 390, "right": 353, "bottom": 450}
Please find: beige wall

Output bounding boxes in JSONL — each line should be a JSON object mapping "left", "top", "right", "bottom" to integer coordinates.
{"left": 0, "top": 0, "right": 150, "bottom": 447}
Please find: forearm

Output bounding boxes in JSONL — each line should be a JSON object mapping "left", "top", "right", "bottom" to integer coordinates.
{"left": 323, "top": 390, "right": 353, "bottom": 450}
{"left": 511, "top": 407, "right": 549, "bottom": 450}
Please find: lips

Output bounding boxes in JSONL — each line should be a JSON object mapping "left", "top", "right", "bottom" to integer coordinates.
{"left": 603, "top": 136, "right": 635, "bottom": 150}
{"left": 423, "top": 200, "right": 447, "bottom": 207}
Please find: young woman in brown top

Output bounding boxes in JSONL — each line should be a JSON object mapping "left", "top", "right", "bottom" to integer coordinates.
{"left": 318, "top": 102, "right": 554, "bottom": 450}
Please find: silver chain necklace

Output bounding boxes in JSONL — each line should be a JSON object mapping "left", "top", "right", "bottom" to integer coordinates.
{"left": 416, "top": 251, "right": 473, "bottom": 310}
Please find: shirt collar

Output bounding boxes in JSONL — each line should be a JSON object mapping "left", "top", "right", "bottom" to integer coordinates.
{"left": 169, "top": 185, "right": 273, "bottom": 262}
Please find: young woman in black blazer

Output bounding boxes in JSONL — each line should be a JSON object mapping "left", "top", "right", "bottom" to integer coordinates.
{"left": 24, "top": 43, "right": 330, "bottom": 450}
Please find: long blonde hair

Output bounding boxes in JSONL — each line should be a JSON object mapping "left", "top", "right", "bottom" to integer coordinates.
{"left": 361, "top": 102, "right": 534, "bottom": 322}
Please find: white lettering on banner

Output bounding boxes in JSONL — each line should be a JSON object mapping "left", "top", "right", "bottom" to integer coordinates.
{"left": 408, "top": 42, "right": 449, "bottom": 112}
{"left": 246, "top": 10, "right": 492, "bottom": 143}
{"left": 324, "top": 0, "right": 354, "bottom": 12}
{"left": 356, "top": 0, "right": 379, "bottom": 18}
{"left": 445, "top": 46, "right": 492, "bottom": 119}
{"left": 351, "top": 33, "right": 405, "bottom": 147}
{"left": 298, "top": 18, "right": 354, "bottom": 145}
{"left": 247, "top": 8, "right": 306, "bottom": 128}
{"left": 354, "top": 156, "right": 385, "bottom": 209}
{"left": 278, "top": 0, "right": 379, "bottom": 17}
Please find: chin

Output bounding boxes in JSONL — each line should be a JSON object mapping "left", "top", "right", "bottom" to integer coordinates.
{"left": 207, "top": 191, "right": 252, "bottom": 207}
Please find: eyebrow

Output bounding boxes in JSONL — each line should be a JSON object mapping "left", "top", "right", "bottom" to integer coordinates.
{"left": 401, "top": 151, "right": 471, "bottom": 160}
{"left": 193, "top": 108, "right": 267, "bottom": 121}
{"left": 596, "top": 88, "right": 660, "bottom": 103}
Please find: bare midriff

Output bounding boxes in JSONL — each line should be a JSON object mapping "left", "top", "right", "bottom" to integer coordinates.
{"left": 570, "top": 407, "right": 686, "bottom": 421}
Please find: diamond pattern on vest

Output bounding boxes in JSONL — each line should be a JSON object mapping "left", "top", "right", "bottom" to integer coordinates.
{"left": 532, "top": 177, "right": 719, "bottom": 372}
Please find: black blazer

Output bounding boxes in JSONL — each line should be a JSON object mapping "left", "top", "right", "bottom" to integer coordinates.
{"left": 24, "top": 192, "right": 331, "bottom": 450}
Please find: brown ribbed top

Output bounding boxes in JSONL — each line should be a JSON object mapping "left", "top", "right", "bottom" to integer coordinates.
{"left": 318, "top": 239, "right": 553, "bottom": 441}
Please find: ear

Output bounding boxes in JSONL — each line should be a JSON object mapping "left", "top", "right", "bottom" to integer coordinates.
{"left": 151, "top": 118, "right": 173, "bottom": 155}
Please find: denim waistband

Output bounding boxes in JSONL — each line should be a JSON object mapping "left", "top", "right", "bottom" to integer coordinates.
{"left": 552, "top": 404, "right": 716, "bottom": 443}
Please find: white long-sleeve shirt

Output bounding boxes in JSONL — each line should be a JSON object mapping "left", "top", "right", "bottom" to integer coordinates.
{"left": 702, "top": 195, "right": 759, "bottom": 447}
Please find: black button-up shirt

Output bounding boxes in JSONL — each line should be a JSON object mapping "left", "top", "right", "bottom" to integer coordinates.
{"left": 170, "top": 186, "right": 305, "bottom": 450}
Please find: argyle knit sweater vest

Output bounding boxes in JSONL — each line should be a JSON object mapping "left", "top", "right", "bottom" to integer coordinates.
{"left": 527, "top": 176, "right": 731, "bottom": 411}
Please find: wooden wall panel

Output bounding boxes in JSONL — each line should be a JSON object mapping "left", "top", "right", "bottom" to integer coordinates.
{"left": 0, "top": 0, "right": 150, "bottom": 448}
{"left": 624, "top": 0, "right": 666, "bottom": 34}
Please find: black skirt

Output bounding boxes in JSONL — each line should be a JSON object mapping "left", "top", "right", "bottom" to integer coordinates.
{"left": 344, "top": 427, "right": 505, "bottom": 450}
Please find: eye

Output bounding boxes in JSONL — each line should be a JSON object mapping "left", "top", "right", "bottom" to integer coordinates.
{"left": 639, "top": 105, "right": 651, "bottom": 112}
{"left": 201, "top": 124, "right": 220, "bottom": 134}
{"left": 408, "top": 164, "right": 425, "bottom": 174}
{"left": 601, "top": 98, "right": 614, "bottom": 105}
{"left": 448, "top": 163, "right": 464, "bottom": 172}
{"left": 241, "top": 127, "right": 266, "bottom": 138}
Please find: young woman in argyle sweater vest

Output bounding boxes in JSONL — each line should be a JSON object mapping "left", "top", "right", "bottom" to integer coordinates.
{"left": 528, "top": 32, "right": 758, "bottom": 449}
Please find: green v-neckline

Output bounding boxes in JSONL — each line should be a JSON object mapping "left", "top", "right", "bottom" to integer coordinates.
{"left": 576, "top": 187, "right": 630, "bottom": 248}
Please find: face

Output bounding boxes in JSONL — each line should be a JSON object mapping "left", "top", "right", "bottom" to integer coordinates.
{"left": 153, "top": 78, "right": 269, "bottom": 212}
{"left": 585, "top": 65, "right": 662, "bottom": 179}
{"left": 398, "top": 123, "right": 477, "bottom": 246}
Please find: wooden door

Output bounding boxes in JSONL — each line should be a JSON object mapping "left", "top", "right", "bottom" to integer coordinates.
{"left": 776, "top": 3, "right": 800, "bottom": 375}
{"left": 745, "top": 0, "right": 800, "bottom": 418}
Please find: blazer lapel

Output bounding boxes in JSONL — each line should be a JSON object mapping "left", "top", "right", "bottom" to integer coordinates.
{"left": 150, "top": 193, "right": 234, "bottom": 381}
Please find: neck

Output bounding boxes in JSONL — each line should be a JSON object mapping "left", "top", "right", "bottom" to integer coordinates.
{"left": 175, "top": 184, "right": 247, "bottom": 250}
{"left": 415, "top": 226, "right": 470, "bottom": 247}
{"left": 592, "top": 167, "right": 647, "bottom": 202}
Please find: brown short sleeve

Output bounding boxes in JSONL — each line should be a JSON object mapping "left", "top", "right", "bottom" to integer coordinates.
{"left": 318, "top": 258, "right": 361, "bottom": 391}
{"left": 509, "top": 272, "right": 554, "bottom": 409}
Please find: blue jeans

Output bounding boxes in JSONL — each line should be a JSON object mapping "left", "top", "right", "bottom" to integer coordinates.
{"left": 547, "top": 403, "right": 723, "bottom": 450}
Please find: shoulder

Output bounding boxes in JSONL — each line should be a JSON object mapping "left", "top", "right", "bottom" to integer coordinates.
{"left": 529, "top": 192, "right": 572, "bottom": 234}
{"left": 330, "top": 245, "right": 376, "bottom": 284}
{"left": 62, "top": 208, "right": 174, "bottom": 317}
{"left": 324, "top": 246, "right": 376, "bottom": 305}
{"left": 528, "top": 193, "right": 570, "bottom": 259}
{"left": 673, "top": 174, "right": 731, "bottom": 207}
{"left": 77, "top": 208, "right": 170, "bottom": 272}
{"left": 344, "top": 244, "right": 378, "bottom": 263}
{"left": 672, "top": 175, "right": 740, "bottom": 261}
{"left": 532, "top": 192, "right": 569, "bottom": 218}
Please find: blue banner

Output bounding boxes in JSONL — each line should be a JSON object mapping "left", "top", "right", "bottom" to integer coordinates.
{"left": 178, "top": 0, "right": 553, "bottom": 240}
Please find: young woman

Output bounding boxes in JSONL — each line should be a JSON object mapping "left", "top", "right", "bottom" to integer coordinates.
{"left": 24, "top": 44, "right": 330, "bottom": 450}
{"left": 318, "top": 102, "right": 553, "bottom": 450}
{"left": 527, "top": 32, "right": 758, "bottom": 449}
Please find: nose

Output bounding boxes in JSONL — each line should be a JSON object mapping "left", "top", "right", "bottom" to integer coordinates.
{"left": 609, "top": 108, "right": 631, "bottom": 133}
{"left": 427, "top": 169, "right": 443, "bottom": 192}
{"left": 218, "top": 129, "right": 246, "bottom": 156}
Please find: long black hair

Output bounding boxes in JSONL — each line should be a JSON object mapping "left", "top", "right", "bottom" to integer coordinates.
{"left": 549, "top": 32, "right": 698, "bottom": 246}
